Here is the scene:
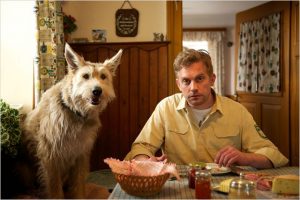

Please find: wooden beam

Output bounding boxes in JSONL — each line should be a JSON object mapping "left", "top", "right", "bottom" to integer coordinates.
{"left": 167, "top": 1, "right": 182, "bottom": 95}
{"left": 183, "top": 28, "right": 226, "bottom": 32}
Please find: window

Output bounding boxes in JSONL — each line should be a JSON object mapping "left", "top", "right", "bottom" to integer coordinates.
{"left": 183, "top": 41, "right": 208, "bottom": 51}
{"left": 182, "top": 30, "right": 225, "bottom": 95}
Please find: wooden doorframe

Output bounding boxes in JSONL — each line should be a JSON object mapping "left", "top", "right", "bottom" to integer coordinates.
{"left": 290, "top": 1, "right": 299, "bottom": 166}
{"left": 166, "top": 1, "right": 182, "bottom": 95}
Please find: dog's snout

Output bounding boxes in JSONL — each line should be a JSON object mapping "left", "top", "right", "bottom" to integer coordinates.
{"left": 92, "top": 87, "right": 102, "bottom": 97}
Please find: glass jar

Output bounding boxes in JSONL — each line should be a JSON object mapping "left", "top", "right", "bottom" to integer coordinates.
{"left": 188, "top": 162, "right": 206, "bottom": 189}
{"left": 228, "top": 173, "right": 256, "bottom": 199}
{"left": 188, "top": 163, "right": 200, "bottom": 188}
{"left": 195, "top": 170, "right": 211, "bottom": 199}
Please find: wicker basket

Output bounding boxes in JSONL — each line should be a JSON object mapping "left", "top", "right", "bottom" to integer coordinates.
{"left": 113, "top": 173, "right": 170, "bottom": 197}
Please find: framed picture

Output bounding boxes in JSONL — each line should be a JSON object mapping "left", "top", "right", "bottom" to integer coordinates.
{"left": 115, "top": 8, "right": 139, "bottom": 37}
{"left": 92, "top": 29, "right": 107, "bottom": 42}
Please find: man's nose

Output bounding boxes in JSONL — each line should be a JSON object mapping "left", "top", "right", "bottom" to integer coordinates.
{"left": 190, "top": 81, "right": 197, "bottom": 91}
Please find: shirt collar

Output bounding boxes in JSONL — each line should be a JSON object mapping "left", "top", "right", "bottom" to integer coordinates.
{"left": 176, "top": 94, "right": 187, "bottom": 111}
{"left": 176, "top": 89, "right": 224, "bottom": 115}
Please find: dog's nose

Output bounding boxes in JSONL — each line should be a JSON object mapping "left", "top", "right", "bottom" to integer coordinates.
{"left": 92, "top": 87, "right": 102, "bottom": 97}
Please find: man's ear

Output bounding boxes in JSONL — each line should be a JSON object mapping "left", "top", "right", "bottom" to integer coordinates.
{"left": 176, "top": 78, "right": 182, "bottom": 92}
{"left": 103, "top": 49, "right": 123, "bottom": 76}
{"left": 210, "top": 73, "right": 216, "bottom": 86}
{"left": 64, "top": 43, "right": 84, "bottom": 71}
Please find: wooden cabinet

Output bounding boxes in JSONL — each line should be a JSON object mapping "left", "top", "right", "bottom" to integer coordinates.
{"left": 235, "top": 2, "right": 299, "bottom": 166}
{"left": 70, "top": 42, "right": 170, "bottom": 170}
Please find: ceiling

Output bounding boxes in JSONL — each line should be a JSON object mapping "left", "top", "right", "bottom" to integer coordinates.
{"left": 183, "top": 1, "right": 269, "bottom": 27}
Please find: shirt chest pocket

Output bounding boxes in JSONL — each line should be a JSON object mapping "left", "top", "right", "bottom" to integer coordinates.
{"left": 167, "top": 123, "right": 189, "bottom": 135}
{"left": 165, "top": 123, "right": 190, "bottom": 155}
{"left": 211, "top": 126, "right": 241, "bottom": 148}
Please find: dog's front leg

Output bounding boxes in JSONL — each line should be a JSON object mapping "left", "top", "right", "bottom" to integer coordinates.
{"left": 41, "top": 159, "right": 64, "bottom": 198}
{"left": 65, "top": 154, "right": 89, "bottom": 199}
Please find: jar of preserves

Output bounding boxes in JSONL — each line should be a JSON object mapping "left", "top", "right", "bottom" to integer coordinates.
{"left": 195, "top": 170, "right": 211, "bottom": 199}
{"left": 187, "top": 163, "right": 198, "bottom": 188}
{"left": 188, "top": 162, "right": 206, "bottom": 189}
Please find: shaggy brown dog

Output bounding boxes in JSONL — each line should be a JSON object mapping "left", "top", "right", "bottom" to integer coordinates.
{"left": 21, "top": 43, "right": 122, "bottom": 198}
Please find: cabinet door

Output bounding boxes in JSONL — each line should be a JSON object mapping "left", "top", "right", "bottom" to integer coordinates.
{"left": 235, "top": 2, "right": 291, "bottom": 162}
{"left": 71, "top": 42, "right": 169, "bottom": 170}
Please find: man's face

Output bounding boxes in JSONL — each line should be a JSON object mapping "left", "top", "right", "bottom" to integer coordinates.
{"left": 176, "top": 61, "right": 216, "bottom": 109}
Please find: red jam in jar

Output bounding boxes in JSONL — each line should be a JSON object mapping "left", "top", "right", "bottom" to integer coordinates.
{"left": 195, "top": 170, "right": 211, "bottom": 199}
{"left": 188, "top": 164, "right": 197, "bottom": 188}
{"left": 188, "top": 162, "right": 206, "bottom": 188}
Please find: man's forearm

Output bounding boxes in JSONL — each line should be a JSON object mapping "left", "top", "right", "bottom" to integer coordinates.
{"left": 243, "top": 153, "right": 273, "bottom": 169}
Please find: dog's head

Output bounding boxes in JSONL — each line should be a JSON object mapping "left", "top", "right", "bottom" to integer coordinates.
{"left": 64, "top": 43, "right": 122, "bottom": 112}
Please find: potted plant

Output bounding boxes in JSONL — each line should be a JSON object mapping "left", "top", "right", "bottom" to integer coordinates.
{"left": 1, "top": 99, "right": 24, "bottom": 198}
{"left": 1, "top": 99, "right": 21, "bottom": 157}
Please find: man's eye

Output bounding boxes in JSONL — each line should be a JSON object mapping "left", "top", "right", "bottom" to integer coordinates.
{"left": 182, "top": 79, "right": 190, "bottom": 85}
{"left": 83, "top": 74, "right": 89, "bottom": 79}
{"left": 100, "top": 74, "right": 106, "bottom": 80}
{"left": 196, "top": 76, "right": 205, "bottom": 82}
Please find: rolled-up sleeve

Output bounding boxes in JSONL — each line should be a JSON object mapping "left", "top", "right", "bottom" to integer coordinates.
{"left": 240, "top": 106, "right": 289, "bottom": 167}
{"left": 255, "top": 147, "right": 289, "bottom": 168}
{"left": 125, "top": 102, "right": 165, "bottom": 160}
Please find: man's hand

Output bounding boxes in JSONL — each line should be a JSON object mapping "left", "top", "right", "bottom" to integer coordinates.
{"left": 133, "top": 154, "right": 167, "bottom": 162}
{"left": 214, "top": 145, "right": 273, "bottom": 169}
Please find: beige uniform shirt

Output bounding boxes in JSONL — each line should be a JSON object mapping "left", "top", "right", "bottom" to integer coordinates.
{"left": 126, "top": 93, "right": 288, "bottom": 168}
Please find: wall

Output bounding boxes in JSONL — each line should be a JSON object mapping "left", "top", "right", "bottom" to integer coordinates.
{"left": 0, "top": 1, "right": 36, "bottom": 113}
{"left": 62, "top": 1, "right": 166, "bottom": 42}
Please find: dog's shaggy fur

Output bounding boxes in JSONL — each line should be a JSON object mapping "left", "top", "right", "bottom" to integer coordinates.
{"left": 21, "top": 44, "right": 122, "bottom": 198}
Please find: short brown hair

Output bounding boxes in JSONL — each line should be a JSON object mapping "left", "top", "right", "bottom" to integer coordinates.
{"left": 173, "top": 49, "right": 213, "bottom": 76}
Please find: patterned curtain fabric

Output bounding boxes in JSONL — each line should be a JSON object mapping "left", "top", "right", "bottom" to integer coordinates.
{"left": 35, "top": 0, "right": 65, "bottom": 105}
{"left": 237, "top": 13, "right": 280, "bottom": 93}
{"left": 183, "top": 31, "right": 225, "bottom": 95}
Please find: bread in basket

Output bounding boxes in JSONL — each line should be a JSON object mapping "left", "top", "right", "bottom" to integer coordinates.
{"left": 104, "top": 158, "right": 180, "bottom": 197}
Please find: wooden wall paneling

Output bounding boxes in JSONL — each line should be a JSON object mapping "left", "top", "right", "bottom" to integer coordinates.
{"left": 119, "top": 49, "right": 130, "bottom": 159}
{"left": 103, "top": 49, "right": 121, "bottom": 169}
{"left": 149, "top": 49, "right": 159, "bottom": 113}
{"left": 129, "top": 47, "right": 139, "bottom": 153}
{"left": 158, "top": 46, "right": 169, "bottom": 100}
{"left": 139, "top": 49, "right": 150, "bottom": 131}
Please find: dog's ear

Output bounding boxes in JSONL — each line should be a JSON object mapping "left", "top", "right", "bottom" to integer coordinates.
{"left": 64, "top": 43, "right": 85, "bottom": 71}
{"left": 103, "top": 49, "right": 123, "bottom": 76}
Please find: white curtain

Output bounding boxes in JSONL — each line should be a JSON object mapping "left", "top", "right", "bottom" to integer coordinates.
{"left": 183, "top": 31, "right": 225, "bottom": 95}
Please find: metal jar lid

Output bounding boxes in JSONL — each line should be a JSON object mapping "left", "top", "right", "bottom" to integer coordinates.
{"left": 230, "top": 173, "right": 256, "bottom": 191}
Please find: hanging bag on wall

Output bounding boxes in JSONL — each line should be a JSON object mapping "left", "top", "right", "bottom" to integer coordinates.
{"left": 115, "top": 0, "right": 139, "bottom": 37}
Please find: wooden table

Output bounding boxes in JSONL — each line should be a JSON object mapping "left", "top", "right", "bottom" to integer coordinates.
{"left": 108, "top": 166, "right": 299, "bottom": 199}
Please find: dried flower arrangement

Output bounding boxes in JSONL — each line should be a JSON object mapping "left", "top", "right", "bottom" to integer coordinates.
{"left": 63, "top": 13, "right": 77, "bottom": 34}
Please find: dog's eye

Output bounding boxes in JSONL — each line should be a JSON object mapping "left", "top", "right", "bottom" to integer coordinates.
{"left": 100, "top": 74, "right": 106, "bottom": 80}
{"left": 82, "top": 74, "right": 89, "bottom": 79}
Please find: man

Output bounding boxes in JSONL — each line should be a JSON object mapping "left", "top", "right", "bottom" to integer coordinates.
{"left": 125, "top": 49, "right": 288, "bottom": 169}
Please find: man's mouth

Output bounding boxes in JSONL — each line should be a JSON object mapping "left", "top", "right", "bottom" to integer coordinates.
{"left": 188, "top": 94, "right": 201, "bottom": 99}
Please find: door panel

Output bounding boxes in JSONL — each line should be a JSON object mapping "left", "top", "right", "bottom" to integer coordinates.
{"left": 235, "top": 2, "right": 291, "bottom": 163}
